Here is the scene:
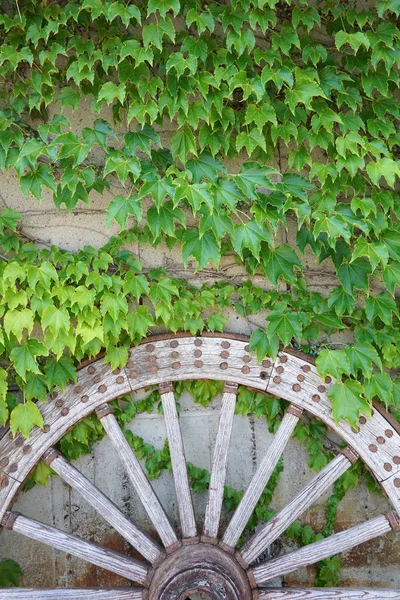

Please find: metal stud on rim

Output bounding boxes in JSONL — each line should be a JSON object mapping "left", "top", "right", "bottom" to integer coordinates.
{"left": 0, "top": 334, "right": 399, "bottom": 599}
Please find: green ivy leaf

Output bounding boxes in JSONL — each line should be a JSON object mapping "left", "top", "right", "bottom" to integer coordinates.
{"left": 25, "top": 373, "right": 48, "bottom": 402}
{"left": 124, "top": 272, "right": 150, "bottom": 300}
{"left": 147, "top": 202, "right": 185, "bottom": 238}
{"left": 10, "top": 400, "right": 44, "bottom": 438}
{"left": 106, "top": 194, "right": 142, "bottom": 229}
{"left": 98, "top": 81, "right": 126, "bottom": 105}
{"left": 351, "top": 238, "right": 389, "bottom": 271}
{"left": 170, "top": 126, "right": 197, "bottom": 164}
{"left": 365, "top": 292, "right": 398, "bottom": 325}
{"left": 232, "top": 221, "right": 273, "bottom": 260}
{"left": 127, "top": 306, "right": 155, "bottom": 339}
{"left": 249, "top": 328, "right": 278, "bottom": 361}
{"left": 41, "top": 306, "right": 70, "bottom": 334}
{"left": 104, "top": 346, "right": 129, "bottom": 370}
{"left": 261, "top": 244, "right": 302, "bottom": 286}
{"left": 364, "top": 372, "right": 393, "bottom": 406}
{"left": 10, "top": 339, "right": 49, "bottom": 381}
{"left": 58, "top": 87, "right": 81, "bottom": 111}
{"left": 316, "top": 349, "right": 351, "bottom": 378}
{"left": 337, "top": 259, "right": 371, "bottom": 296}
{"left": 335, "top": 31, "right": 370, "bottom": 53}
{"left": 366, "top": 158, "right": 400, "bottom": 188}
{"left": 147, "top": 0, "right": 180, "bottom": 18}
{"left": 182, "top": 228, "right": 220, "bottom": 270}
{"left": 266, "top": 310, "right": 302, "bottom": 346}
{"left": 0, "top": 369, "right": 8, "bottom": 425}
{"left": 0, "top": 560, "right": 23, "bottom": 587}
{"left": 236, "top": 127, "right": 267, "bottom": 155}
{"left": 4, "top": 308, "right": 34, "bottom": 342}
{"left": 328, "top": 380, "right": 371, "bottom": 427}
{"left": 44, "top": 356, "right": 77, "bottom": 391}
{"left": 235, "top": 163, "right": 277, "bottom": 199}
{"left": 20, "top": 164, "right": 56, "bottom": 200}
{"left": 30, "top": 460, "right": 55, "bottom": 486}
{"left": 345, "top": 342, "right": 382, "bottom": 378}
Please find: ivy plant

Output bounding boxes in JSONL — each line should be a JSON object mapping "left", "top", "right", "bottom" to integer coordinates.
{"left": 0, "top": 0, "right": 399, "bottom": 585}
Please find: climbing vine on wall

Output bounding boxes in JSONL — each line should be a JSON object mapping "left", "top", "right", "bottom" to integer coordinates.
{"left": 0, "top": 0, "right": 399, "bottom": 584}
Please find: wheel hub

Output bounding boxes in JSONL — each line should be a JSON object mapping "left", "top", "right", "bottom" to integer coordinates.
{"left": 147, "top": 543, "right": 253, "bottom": 600}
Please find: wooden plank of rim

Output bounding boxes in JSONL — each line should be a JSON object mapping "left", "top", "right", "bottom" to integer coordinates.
{"left": 252, "top": 514, "right": 395, "bottom": 585}
{"left": 258, "top": 589, "right": 400, "bottom": 598}
{"left": 240, "top": 451, "right": 355, "bottom": 565}
{"left": 96, "top": 406, "right": 178, "bottom": 550}
{"left": 159, "top": 382, "right": 197, "bottom": 539}
{"left": 266, "top": 351, "right": 400, "bottom": 483}
{"left": 3, "top": 512, "right": 149, "bottom": 585}
{"left": 42, "top": 448, "right": 161, "bottom": 564}
{"left": 0, "top": 590, "right": 143, "bottom": 599}
{"left": 221, "top": 406, "right": 303, "bottom": 549}
{"left": 203, "top": 383, "right": 238, "bottom": 539}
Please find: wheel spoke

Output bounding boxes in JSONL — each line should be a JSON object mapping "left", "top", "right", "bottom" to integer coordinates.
{"left": 241, "top": 449, "right": 356, "bottom": 565}
{"left": 159, "top": 382, "right": 197, "bottom": 539}
{"left": 251, "top": 513, "right": 398, "bottom": 585}
{"left": 0, "top": 589, "right": 143, "bottom": 599}
{"left": 221, "top": 406, "right": 303, "bottom": 549}
{"left": 258, "top": 589, "right": 400, "bottom": 598}
{"left": 96, "top": 403, "right": 178, "bottom": 550}
{"left": 43, "top": 448, "right": 161, "bottom": 564}
{"left": 203, "top": 382, "right": 238, "bottom": 540}
{"left": 2, "top": 512, "right": 149, "bottom": 585}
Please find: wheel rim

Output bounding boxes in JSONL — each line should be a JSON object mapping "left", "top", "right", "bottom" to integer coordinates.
{"left": 0, "top": 333, "right": 399, "bottom": 599}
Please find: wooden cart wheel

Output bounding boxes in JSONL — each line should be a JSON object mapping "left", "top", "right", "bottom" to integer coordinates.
{"left": 1, "top": 334, "right": 400, "bottom": 599}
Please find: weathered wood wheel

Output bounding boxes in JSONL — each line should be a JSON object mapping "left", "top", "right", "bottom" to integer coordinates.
{"left": 1, "top": 333, "right": 400, "bottom": 599}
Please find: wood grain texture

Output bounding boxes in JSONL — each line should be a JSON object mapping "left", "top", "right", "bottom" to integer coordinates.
{"left": 48, "top": 451, "right": 161, "bottom": 563}
{"left": 0, "top": 590, "right": 142, "bottom": 599}
{"left": 258, "top": 589, "right": 400, "bottom": 599}
{"left": 222, "top": 411, "right": 300, "bottom": 549}
{"left": 160, "top": 389, "right": 197, "bottom": 538}
{"left": 266, "top": 351, "right": 400, "bottom": 483}
{"left": 1, "top": 336, "right": 399, "bottom": 535}
{"left": 252, "top": 515, "right": 392, "bottom": 585}
{"left": 382, "top": 474, "right": 400, "bottom": 521}
{"left": 8, "top": 512, "right": 149, "bottom": 585}
{"left": 203, "top": 388, "right": 237, "bottom": 539}
{"left": 241, "top": 453, "right": 352, "bottom": 565}
{"left": 99, "top": 411, "right": 178, "bottom": 549}
{"left": 0, "top": 359, "right": 132, "bottom": 524}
